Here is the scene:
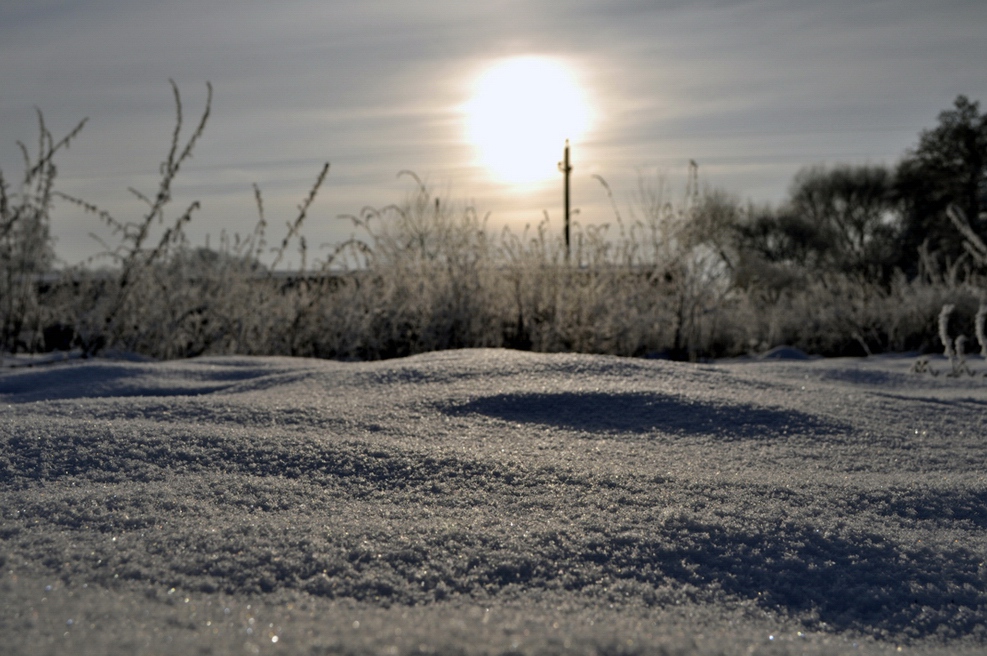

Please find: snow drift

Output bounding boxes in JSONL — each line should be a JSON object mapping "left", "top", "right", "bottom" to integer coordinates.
{"left": 1, "top": 349, "right": 985, "bottom": 654}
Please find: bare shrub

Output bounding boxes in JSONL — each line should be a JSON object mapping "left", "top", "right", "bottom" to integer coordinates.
{"left": 4, "top": 87, "right": 983, "bottom": 364}
{"left": 0, "top": 111, "right": 86, "bottom": 355}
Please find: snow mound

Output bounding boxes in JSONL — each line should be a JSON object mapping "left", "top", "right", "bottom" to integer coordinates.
{"left": 1, "top": 348, "right": 985, "bottom": 651}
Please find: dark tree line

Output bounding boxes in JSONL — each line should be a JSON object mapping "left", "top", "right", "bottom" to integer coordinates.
{"left": 733, "top": 95, "right": 987, "bottom": 284}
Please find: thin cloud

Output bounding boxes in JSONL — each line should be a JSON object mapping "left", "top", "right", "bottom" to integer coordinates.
{"left": 1, "top": 0, "right": 984, "bottom": 264}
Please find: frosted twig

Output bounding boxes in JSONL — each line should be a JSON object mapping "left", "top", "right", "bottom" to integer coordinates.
{"left": 939, "top": 304, "right": 955, "bottom": 363}
{"left": 975, "top": 302, "right": 987, "bottom": 359}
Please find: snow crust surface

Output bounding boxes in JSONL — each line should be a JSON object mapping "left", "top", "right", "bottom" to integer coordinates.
{"left": 1, "top": 349, "right": 985, "bottom": 654}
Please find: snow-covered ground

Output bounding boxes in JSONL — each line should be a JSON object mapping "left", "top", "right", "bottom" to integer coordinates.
{"left": 1, "top": 349, "right": 985, "bottom": 655}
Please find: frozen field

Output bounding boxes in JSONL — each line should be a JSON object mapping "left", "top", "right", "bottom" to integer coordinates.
{"left": 1, "top": 348, "right": 985, "bottom": 655}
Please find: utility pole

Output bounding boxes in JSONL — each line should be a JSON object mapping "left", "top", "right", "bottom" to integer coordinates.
{"left": 559, "top": 139, "right": 572, "bottom": 263}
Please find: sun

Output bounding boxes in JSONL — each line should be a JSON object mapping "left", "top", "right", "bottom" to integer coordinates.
{"left": 462, "top": 56, "right": 593, "bottom": 187}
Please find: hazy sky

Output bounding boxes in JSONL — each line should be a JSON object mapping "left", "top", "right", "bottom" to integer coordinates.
{"left": 2, "top": 0, "right": 985, "bottom": 266}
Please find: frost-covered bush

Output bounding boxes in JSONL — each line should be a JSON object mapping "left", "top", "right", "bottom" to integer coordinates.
{"left": 6, "top": 85, "right": 986, "bottom": 362}
{"left": 0, "top": 111, "right": 85, "bottom": 354}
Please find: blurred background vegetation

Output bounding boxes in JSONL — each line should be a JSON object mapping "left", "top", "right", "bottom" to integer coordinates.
{"left": 2, "top": 88, "right": 985, "bottom": 362}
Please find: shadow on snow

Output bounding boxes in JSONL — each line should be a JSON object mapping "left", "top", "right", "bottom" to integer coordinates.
{"left": 445, "top": 391, "right": 850, "bottom": 439}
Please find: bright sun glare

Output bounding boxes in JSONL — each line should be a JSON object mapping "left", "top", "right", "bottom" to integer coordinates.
{"left": 463, "top": 56, "right": 593, "bottom": 187}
